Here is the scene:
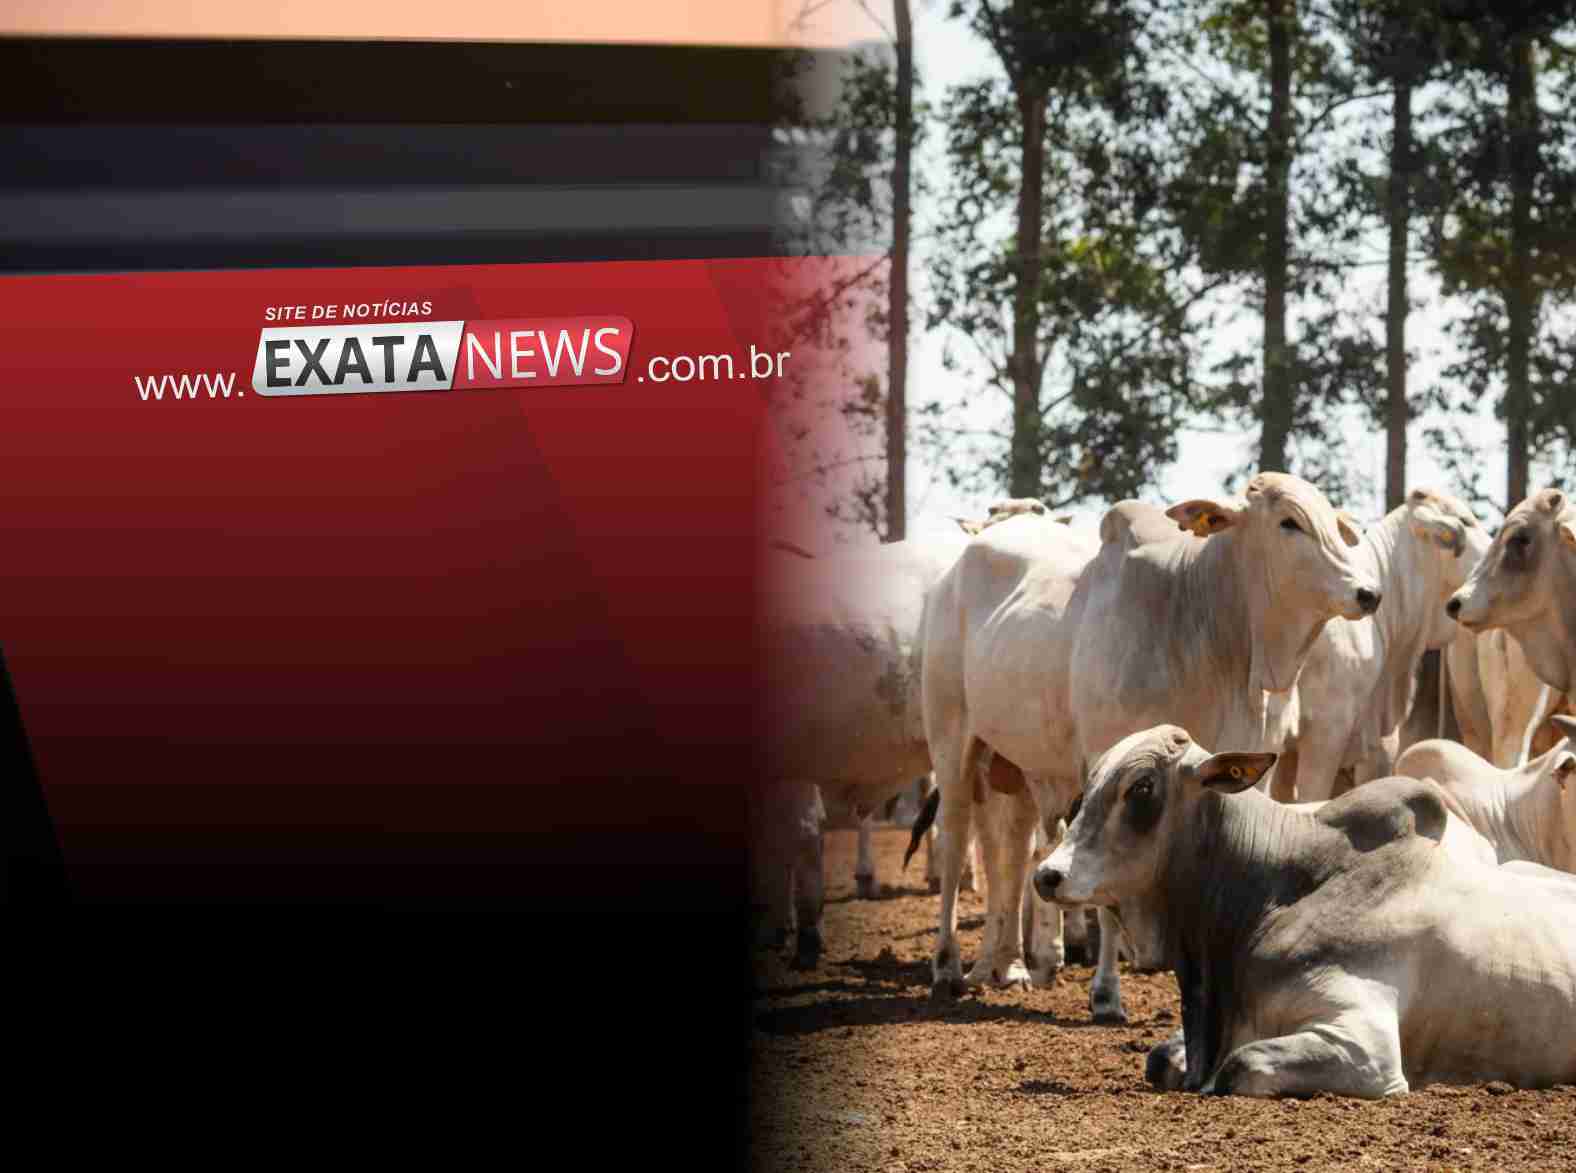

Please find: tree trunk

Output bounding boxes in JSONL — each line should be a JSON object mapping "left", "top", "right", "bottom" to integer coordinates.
{"left": 1259, "top": 0, "right": 1294, "bottom": 475}
{"left": 1505, "top": 30, "right": 1536, "bottom": 510}
{"left": 1386, "top": 78, "right": 1412, "bottom": 511}
{"left": 886, "top": 0, "right": 913, "bottom": 542}
{"left": 1010, "top": 84, "right": 1047, "bottom": 499}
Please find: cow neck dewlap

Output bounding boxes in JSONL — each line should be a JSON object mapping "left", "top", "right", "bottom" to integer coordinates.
{"left": 1510, "top": 576, "right": 1576, "bottom": 696}
{"left": 1232, "top": 523, "right": 1328, "bottom": 697}
{"left": 1159, "top": 532, "right": 1257, "bottom": 738}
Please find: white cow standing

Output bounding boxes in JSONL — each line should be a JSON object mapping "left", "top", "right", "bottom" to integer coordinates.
{"left": 1394, "top": 715, "right": 1576, "bottom": 872}
{"left": 1273, "top": 488, "right": 1490, "bottom": 802}
{"left": 921, "top": 473, "right": 1380, "bottom": 1021}
{"left": 1449, "top": 487, "right": 1576, "bottom": 696}
{"left": 754, "top": 502, "right": 1043, "bottom": 966}
{"left": 1037, "top": 725, "right": 1576, "bottom": 1098}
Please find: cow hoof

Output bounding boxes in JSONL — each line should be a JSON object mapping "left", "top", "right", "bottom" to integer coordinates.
{"left": 970, "top": 960, "right": 1030, "bottom": 991}
{"left": 929, "top": 975, "right": 965, "bottom": 1002}
{"left": 1090, "top": 990, "right": 1128, "bottom": 1025}
{"left": 997, "top": 967, "right": 1032, "bottom": 992}
{"left": 1028, "top": 965, "right": 1061, "bottom": 989}
{"left": 855, "top": 874, "right": 878, "bottom": 900}
{"left": 1146, "top": 1035, "right": 1187, "bottom": 1091}
{"left": 792, "top": 927, "right": 822, "bottom": 970}
{"left": 928, "top": 877, "right": 942, "bottom": 895}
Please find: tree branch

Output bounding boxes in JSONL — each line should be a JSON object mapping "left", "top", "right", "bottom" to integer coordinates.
{"left": 771, "top": 452, "right": 886, "bottom": 486}
{"left": 1162, "top": 49, "right": 1265, "bottom": 135}
{"left": 1298, "top": 89, "right": 1390, "bottom": 143}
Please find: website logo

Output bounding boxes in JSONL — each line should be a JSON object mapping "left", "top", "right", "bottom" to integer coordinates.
{"left": 252, "top": 316, "right": 634, "bottom": 397}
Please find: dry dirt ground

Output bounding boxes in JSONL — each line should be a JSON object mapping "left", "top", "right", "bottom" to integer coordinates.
{"left": 748, "top": 827, "right": 1576, "bottom": 1173}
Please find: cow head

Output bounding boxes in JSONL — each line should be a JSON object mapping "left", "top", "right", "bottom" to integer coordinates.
{"left": 954, "top": 497, "right": 1049, "bottom": 536}
{"left": 1405, "top": 487, "right": 1488, "bottom": 563}
{"left": 1448, "top": 488, "right": 1576, "bottom": 694}
{"left": 1033, "top": 725, "right": 1274, "bottom": 963}
{"left": 1165, "top": 472, "right": 1381, "bottom": 693}
{"left": 1403, "top": 488, "right": 1492, "bottom": 646}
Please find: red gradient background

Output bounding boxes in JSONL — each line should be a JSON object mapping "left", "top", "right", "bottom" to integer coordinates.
{"left": 0, "top": 258, "right": 782, "bottom": 902}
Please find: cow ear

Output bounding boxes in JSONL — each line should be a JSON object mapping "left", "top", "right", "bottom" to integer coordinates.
{"left": 1559, "top": 520, "right": 1576, "bottom": 552}
{"left": 1192, "top": 752, "right": 1277, "bottom": 794}
{"left": 1552, "top": 715, "right": 1576, "bottom": 742}
{"left": 1336, "top": 510, "right": 1364, "bottom": 548}
{"left": 1555, "top": 752, "right": 1576, "bottom": 792}
{"left": 1165, "top": 499, "right": 1242, "bottom": 538}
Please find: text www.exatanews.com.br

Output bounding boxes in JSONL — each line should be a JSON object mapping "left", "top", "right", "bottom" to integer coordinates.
{"left": 133, "top": 343, "right": 792, "bottom": 402}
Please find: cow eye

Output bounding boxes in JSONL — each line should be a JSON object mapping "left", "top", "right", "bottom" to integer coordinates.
{"left": 1129, "top": 778, "right": 1154, "bottom": 801}
{"left": 1280, "top": 518, "right": 1302, "bottom": 534}
{"left": 1511, "top": 532, "right": 1531, "bottom": 548}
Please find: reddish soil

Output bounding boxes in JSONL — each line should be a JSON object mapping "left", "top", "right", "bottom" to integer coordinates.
{"left": 749, "top": 827, "right": 1576, "bottom": 1172}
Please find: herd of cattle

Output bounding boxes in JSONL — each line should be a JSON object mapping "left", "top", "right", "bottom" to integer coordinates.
{"left": 754, "top": 475, "right": 1576, "bottom": 1098}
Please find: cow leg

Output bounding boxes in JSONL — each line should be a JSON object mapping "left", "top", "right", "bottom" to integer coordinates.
{"left": 854, "top": 814, "right": 878, "bottom": 900}
{"left": 1062, "top": 904, "right": 1094, "bottom": 966}
{"left": 791, "top": 815, "right": 826, "bottom": 969}
{"left": 749, "top": 782, "right": 803, "bottom": 951}
{"left": 928, "top": 739, "right": 978, "bottom": 1001}
{"left": 1291, "top": 721, "right": 1350, "bottom": 804}
{"left": 1350, "top": 732, "right": 1397, "bottom": 790}
{"left": 1022, "top": 819, "right": 1065, "bottom": 986}
{"left": 1270, "top": 741, "right": 1300, "bottom": 803}
{"left": 926, "top": 820, "right": 978, "bottom": 894}
{"left": 1089, "top": 907, "right": 1128, "bottom": 1024}
{"left": 965, "top": 788, "right": 1035, "bottom": 990}
{"left": 1202, "top": 1015, "right": 1407, "bottom": 1100}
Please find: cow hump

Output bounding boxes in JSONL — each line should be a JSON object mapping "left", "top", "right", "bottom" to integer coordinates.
{"left": 1315, "top": 777, "right": 1450, "bottom": 853}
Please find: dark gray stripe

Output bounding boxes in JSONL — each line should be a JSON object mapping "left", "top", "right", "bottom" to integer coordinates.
{"left": 0, "top": 185, "right": 791, "bottom": 245}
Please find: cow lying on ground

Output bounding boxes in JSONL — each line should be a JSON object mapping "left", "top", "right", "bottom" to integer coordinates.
{"left": 1035, "top": 725, "right": 1576, "bottom": 1097}
{"left": 1394, "top": 715, "right": 1576, "bottom": 872}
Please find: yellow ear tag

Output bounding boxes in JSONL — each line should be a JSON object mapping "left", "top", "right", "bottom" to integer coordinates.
{"left": 1229, "top": 766, "right": 1244, "bottom": 780}
{"left": 1190, "top": 514, "right": 1219, "bottom": 537}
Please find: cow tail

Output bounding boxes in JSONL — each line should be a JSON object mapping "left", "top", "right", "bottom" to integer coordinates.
{"left": 903, "top": 783, "right": 940, "bottom": 871}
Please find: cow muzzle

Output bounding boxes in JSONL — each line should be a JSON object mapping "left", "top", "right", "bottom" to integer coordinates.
{"left": 1033, "top": 866, "right": 1064, "bottom": 903}
{"left": 1446, "top": 588, "right": 1486, "bottom": 629}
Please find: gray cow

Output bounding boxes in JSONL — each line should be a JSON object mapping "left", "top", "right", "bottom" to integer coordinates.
{"left": 1035, "top": 725, "right": 1576, "bottom": 1097}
